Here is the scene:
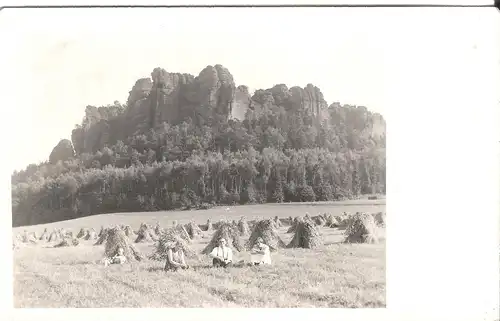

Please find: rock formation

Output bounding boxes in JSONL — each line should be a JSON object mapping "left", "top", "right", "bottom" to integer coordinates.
{"left": 231, "top": 85, "right": 252, "bottom": 120}
{"left": 70, "top": 64, "right": 336, "bottom": 155}
{"left": 127, "top": 78, "right": 153, "bottom": 108}
{"left": 49, "top": 139, "right": 75, "bottom": 164}
{"left": 148, "top": 67, "right": 195, "bottom": 128}
{"left": 288, "top": 84, "right": 328, "bottom": 115}
{"left": 194, "top": 64, "right": 236, "bottom": 115}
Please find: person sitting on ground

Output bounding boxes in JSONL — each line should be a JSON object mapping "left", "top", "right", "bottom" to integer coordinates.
{"left": 103, "top": 247, "right": 127, "bottom": 267}
{"left": 250, "top": 237, "right": 271, "bottom": 265}
{"left": 209, "top": 237, "right": 233, "bottom": 268}
{"left": 165, "top": 241, "right": 189, "bottom": 272}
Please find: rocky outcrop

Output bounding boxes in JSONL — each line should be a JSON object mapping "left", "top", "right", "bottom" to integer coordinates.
{"left": 122, "top": 64, "right": 241, "bottom": 131}
{"left": 194, "top": 64, "right": 236, "bottom": 115}
{"left": 370, "top": 112, "right": 386, "bottom": 139}
{"left": 288, "top": 84, "right": 328, "bottom": 115}
{"left": 248, "top": 83, "right": 328, "bottom": 117}
{"left": 49, "top": 139, "right": 75, "bottom": 164}
{"left": 70, "top": 65, "right": 333, "bottom": 155}
{"left": 252, "top": 89, "right": 275, "bottom": 109}
{"left": 72, "top": 105, "right": 123, "bottom": 154}
{"left": 127, "top": 78, "right": 152, "bottom": 108}
{"left": 327, "top": 103, "right": 385, "bottom": 142}
{"left": 231, "top": 85, "right": 252, "bottom": 120}
{"left": 72, "top": 121, "right": 111, "bottom": 155}
{"left": 269, "top": 84, "right": 291, "bottom": 106}
{"left": 149, "top": 67, "right": 195, "bottom": 127}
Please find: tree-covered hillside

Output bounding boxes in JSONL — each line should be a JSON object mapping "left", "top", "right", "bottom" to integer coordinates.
{"left": 11, "top": 65, "right": 386, "bottom": 226}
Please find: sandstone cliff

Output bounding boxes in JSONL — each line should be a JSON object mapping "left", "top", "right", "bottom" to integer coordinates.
{"left": 70, "top": 65, "right": 345, "bottom": 155}
{"left": 49, "top": 139, "right": 75, "bottom": 164}
{"left": 231, "top": 85, "right": 252, "bottom": 120}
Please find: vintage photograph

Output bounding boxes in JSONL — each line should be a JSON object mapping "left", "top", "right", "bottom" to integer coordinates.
{"left": 9, "top": 7, "right": 386, "bottom": 308}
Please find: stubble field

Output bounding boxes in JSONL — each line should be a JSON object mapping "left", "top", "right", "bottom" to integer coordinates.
{"left": 13, "top": 200, "right": 386, "bottom": 308}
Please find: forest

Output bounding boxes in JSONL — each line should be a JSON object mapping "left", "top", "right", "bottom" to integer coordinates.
{"left": 11, "top": 65, "right": 386, "bottom": 226}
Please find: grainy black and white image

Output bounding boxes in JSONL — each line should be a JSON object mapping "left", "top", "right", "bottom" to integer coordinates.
{"left": 9, "top": 7, "right": 386, "bottom": 308}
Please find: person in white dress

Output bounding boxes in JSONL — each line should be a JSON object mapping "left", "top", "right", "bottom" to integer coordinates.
{"left": 250, "top": 237, "right": 271, "bottom": 265}
{"left": 209, "top": 238, "right": 233, "bottom": 268}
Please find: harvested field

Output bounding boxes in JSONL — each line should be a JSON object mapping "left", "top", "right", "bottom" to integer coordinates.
{"left": 13, "top": 201, "right": 385, "bottom": 308}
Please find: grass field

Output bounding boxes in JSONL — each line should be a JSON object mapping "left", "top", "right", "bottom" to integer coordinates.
{"left": 13, "top": 201, "right": 386, "bottom": 308}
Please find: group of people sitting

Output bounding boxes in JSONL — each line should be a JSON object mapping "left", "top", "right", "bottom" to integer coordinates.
{"left": 165, "top": 237, "right": 272, "bottom": 271}
{"left": 103, "top": 237, "right": 272, "bottom": 271}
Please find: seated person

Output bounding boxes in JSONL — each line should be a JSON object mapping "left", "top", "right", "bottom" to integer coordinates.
{"left": 250, "top": 237, "right": 271, "bottom": 265}
{"left": 209, "top": 238, "right": 233, "bottom": 268}
{"left": 165, "top": 242, "right": 189, "bottom": 272}
{"left": 103, "top": 247, "right": 127, "bottom": 266}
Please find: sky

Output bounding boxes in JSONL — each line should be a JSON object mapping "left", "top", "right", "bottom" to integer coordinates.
{"left": 0, "top": 6, "right": 498, "bottom": 172}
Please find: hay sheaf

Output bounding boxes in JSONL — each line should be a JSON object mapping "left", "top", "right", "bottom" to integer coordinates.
{"left": 173, "top": 224, "right": 192, "bottom": 242}
{"left": 238, "top": 217, "right": 250, "bottom": 236}
{"left": 202, "top": 222, "right": 243, "bottom": 255}
{"left": 273, "top": 216, "right": 282, "bottom": 228}
{"left": 84, "top": 229, "right": 97, "bottom": 240}
{"left": 135, "top": 223, "right": 158, "bottom": 243}
{"left": 313, "top": 215, "right": 326, "bottom": 226}
{"left": 205, "top": 219, "right": 213, "bottom": 231}
{"left": 104, "top": 226, "right": 143, "bottom": 261}
{"left": 149, "top": 229, "right": 197, "bottom": 261}
{"left": 335, "top": 213, "right": 350, "bottom": 229}
{"left": 21, "top": 231, "right": 37, "bottom": 244}
{"left": 39, "top": 229, "right": 49, "bottom": 241}
{"left": 98, "top": 226, "right": 104, "bottom": 237}
{"left": 13, "top": 239, "right": 21, "bottom": 250}
{"left": 54, "top": 239, "right": 71, "bottom": 247}
{"left": 48, "top": 231, "right": 60, "bottom": 242}
{"left": 373, "top": 212, "right": 386, "bottom": 227}
{"left": 94, "top": 228, "right": 110, "bottom": 245}
{"left": 76, "top": 228, "right": 87, "bottom": 239}
{"left": 184, "top": 221, "right": 203, "bottom": 240}
{"left": 287, "top": 217, "right": 302, "bottom": 233}
{"left": 154, "top": 223, "right": 164, "bottom": 236}
{"left": 287, "top": 219, "right": 323, "bottom": 249}
{"left": 324, "top": 214, "right": 339, "bottom": 228}
{"left": 344, "top": 212, "right": 379, "bottom": 244}
{"left": 54, "top": 237, "right": 79, "bottom": 248}
{"left": 247, "top": 219, "right": 286, "bottom": 252}
{"left": 122, "top": 225, "right": 135, "bottom": 237}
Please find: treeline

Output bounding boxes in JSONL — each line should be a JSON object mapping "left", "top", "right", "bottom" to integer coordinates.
{"left": 12, "top": 146, "right": 385, "bottom": 226}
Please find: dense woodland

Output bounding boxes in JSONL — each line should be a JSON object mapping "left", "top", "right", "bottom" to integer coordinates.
{"left": 11, "top": 67, "right": 386, "bottom": 227}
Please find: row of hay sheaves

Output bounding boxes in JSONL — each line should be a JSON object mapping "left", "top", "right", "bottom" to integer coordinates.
{"left": 13, "top": 212, "right": 386, "bottom": 262}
